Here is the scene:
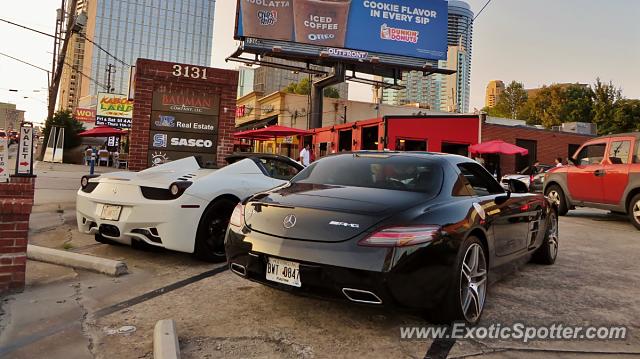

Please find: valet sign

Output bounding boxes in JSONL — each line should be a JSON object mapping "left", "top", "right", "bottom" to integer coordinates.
{"left": 16, "top": 124, "right": 34, "bottom": 176}
{"left": 0, "top": 138, "right": 7, "bottom": 182}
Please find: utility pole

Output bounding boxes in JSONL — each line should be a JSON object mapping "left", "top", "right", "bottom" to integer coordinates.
{"left": 47, "top": 0, "right": 78, "bottom": 120}
{"left": 105, "top": 64, "right": 116, "bottom": 93}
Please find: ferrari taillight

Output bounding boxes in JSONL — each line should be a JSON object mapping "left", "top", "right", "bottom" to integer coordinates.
{"left": 229, "top": 203, "right": 245, "bottom": 228}
{"left": 358, "top": 226, "right": 440, "bottom": 247}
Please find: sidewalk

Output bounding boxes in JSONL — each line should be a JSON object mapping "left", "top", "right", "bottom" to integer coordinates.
{"left": 0, "top": 161, "right": 215, "bottom": 358}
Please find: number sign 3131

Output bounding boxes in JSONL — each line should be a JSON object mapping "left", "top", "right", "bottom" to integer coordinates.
{"left": 172, "top": 64, "right": 208, "bottom": 79}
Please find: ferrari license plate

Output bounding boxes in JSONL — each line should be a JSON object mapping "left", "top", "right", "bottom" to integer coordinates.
{"left": 100, "top": 205, "right": 122, "bottom": 221}
{"left": 266, "top": 257, "right": 301, "bottom": 287}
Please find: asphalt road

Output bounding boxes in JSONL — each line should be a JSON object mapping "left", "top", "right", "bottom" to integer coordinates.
{"left": 2, "top": 198, "right": 639, "bottom": 358}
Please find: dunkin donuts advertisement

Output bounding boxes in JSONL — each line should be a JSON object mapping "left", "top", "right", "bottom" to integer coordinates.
{"left": 235, "top": 0, "right": 448, "bottom": 61}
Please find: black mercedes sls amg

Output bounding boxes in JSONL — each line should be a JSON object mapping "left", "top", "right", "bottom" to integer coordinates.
{"left": 225, "top": 152, "right": 558, "bottom": 324}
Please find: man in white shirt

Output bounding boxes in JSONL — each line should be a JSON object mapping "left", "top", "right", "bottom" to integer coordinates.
{"left": 299, "top": 144, "right": 310, "bottom": 167}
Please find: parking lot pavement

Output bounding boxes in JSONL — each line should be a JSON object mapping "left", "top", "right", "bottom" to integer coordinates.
{"left": 2, "top": 208, "right": 640, "bottom": 358}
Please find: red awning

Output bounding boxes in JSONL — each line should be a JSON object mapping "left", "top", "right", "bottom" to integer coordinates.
{"left": 469, "top": 140, "right": 528, "bottom": 155}
{"left": 233, "top": 125, "right": 311, "bottom": 139}
{"left": 78, "top": 125, "right": 127, "bottom": 137}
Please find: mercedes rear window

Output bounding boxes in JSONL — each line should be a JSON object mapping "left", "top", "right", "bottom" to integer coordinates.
{"left": 291, "top": 154, "right": 443, "bottom": 194}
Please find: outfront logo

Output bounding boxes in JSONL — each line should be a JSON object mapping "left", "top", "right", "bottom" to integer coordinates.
{"left": 153, "top": 133, "right": 168, "bottom": 148}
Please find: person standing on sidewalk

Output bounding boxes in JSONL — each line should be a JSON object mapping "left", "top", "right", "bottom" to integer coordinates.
{"left": 299, "top": 143, "right": 310, "bottom": 167}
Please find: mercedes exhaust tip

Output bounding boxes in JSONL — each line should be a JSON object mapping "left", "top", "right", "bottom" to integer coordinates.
{"left": 342, "top": 288, "right": 383, "bottom": 305}
{"left": 230, "top": 263, "right": 247, "bottom": 277}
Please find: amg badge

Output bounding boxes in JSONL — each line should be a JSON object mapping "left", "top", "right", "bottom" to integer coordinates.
{"left": 329, "top": 221, "right": 360, "bottom": 228}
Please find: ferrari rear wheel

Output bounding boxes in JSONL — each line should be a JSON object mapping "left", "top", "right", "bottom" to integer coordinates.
{"left": 194, "top": 198, "right": 238, "bottom": 262}
{"left": 545, "top": 185, "right": 568, "bottom": 216}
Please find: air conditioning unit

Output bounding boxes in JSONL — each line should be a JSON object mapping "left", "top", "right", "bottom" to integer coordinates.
{"left": 561, "top": 122, "right": 597, "bottom": 135}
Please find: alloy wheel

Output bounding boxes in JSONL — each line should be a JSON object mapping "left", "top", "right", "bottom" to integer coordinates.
{"left": 460, "top": 243, "right": 487, "bottom": 323}
{"left": 547, "top": 212, "right": 559, "bottom": 259}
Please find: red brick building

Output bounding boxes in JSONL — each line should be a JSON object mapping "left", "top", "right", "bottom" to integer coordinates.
{"left": 128, "top": 59, "right": 238, "bottom": 171}
{"left": 309, "top": 115, "right": 593, "bottom": 174}
{"left": 482, "top": 123, "right": 594, "bottom": 173}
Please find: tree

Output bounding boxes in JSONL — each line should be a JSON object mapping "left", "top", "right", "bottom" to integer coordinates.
{"left": 611, "top": 99, "right": 640, "bottom": 133}
{"left": 323, "top": 87, "right": 340, "bottom": 99}
{"left": 592, "top": 78, "right": 622, "bottom": 134}
{"left": 42, "top": 110, "right": 85, "bottom": 150}
{"left": 484, "top": 81, "right": 528, "bottom": 120}
{"left": 283, "top": 77, "right": 341, "bottom": 98}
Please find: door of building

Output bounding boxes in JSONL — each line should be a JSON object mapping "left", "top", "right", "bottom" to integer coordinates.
{"left": 515, "top": 139, "right": 537, "bottom": 172}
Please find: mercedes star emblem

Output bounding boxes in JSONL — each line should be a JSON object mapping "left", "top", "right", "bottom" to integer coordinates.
{"left": 283, "top": 214, "right": 297, "bottom": 229}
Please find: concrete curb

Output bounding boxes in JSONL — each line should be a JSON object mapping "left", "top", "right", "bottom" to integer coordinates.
{"left": 26, "top": 244, "right": 128, "bottom": 276}
{"left": 154, "top": 319, "right": 181, "bottom": 359}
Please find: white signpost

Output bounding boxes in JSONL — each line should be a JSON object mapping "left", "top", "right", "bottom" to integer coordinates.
{"left": 0, "top": 138, "right": 8, "bottom": 182}
{"left": 15, "top": 123, "right": 34, "bottom": 176}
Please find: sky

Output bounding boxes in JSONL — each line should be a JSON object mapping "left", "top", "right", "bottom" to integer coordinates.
{"left": 1, "top": 0, "right": 639, "bottom": 125}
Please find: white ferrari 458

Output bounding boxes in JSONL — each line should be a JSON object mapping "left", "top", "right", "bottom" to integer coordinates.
{"left": 76, "top": 153, "right": 303, "bottom": 262}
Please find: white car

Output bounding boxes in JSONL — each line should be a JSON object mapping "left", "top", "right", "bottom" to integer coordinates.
{"left": 76, "top": 154, "right": 303, "bottom": 262}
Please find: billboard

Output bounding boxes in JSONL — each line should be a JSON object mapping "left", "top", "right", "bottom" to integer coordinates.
{"left": 96, "top": 93, "right": 134, "bottom": 128}
{"left": 74, "top": 108, "right": 96, "bottom": 123}
{"left": 148, "top": 90, "right": 220, "bottom": 167}
{"left": 235, "top": 0, "right": 448, "bottom": 61}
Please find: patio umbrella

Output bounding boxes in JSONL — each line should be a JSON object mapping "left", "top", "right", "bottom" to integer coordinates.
{"left": 469, "top": 140, "right": 528, "bottom": 156}
{"left": 78, "top": 125, "right": 127, "bottom": 137}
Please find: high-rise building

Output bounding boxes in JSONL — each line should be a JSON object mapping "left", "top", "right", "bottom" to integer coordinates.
{"left": 65, "top": 0, "right": 215, "bottom": 110}
{"left": 58, "top": 0, "right": 89, "bottom": 112}
{"left": 378, "top": 0, "right": 474, "bottom": 113}
{"left": 253, "top": 57, "right": 348, "bottom": 100}
{"left": 485, "top": 80, "right": 505, "bottom": 108}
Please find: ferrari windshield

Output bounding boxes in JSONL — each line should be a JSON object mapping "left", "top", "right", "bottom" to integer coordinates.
{"left": 291, "top": 154, "right": 443, "bottom": 194}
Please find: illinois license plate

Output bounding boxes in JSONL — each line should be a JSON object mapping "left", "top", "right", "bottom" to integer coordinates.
{"left": 100, "top": 205, "right": 122, "bottom": 221}
{"left": 266, "top": 257, "right": 301, "bottom": 287}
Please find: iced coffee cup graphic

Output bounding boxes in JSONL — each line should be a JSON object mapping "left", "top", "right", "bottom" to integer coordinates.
{"left": 240, "top": 0, "right": 294, "bottom": 41}
{"left": 293, "top": 0, "right": 351, "bottom": 47}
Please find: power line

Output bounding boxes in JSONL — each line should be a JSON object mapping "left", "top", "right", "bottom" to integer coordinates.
{"left": 0, "top": 50, "right": 108, "bottom": 90}
{"left": 0, "top": 16, "right": 129, "bottom": 68}
{"left": 77, "top": 32, "right": 129, "bottom": 67}
{"left": 0, "top": 17, "right": 61, "bottom": 40}
{"left": 473, "top": 0, "right": 494, "bottom": 21}
{"left": 0, "top": 51, "right": 50, "bottom": 73}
